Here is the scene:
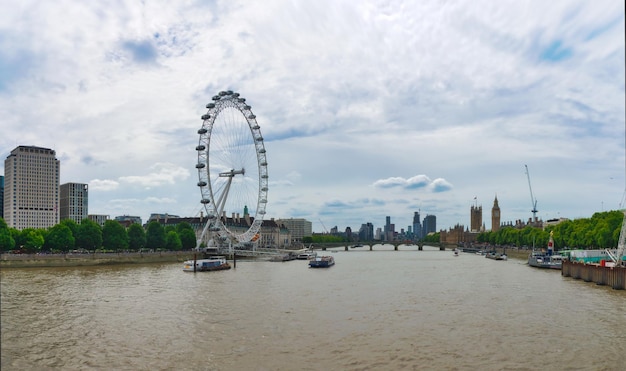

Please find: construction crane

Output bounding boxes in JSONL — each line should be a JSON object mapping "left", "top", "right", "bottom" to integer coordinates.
{"left": 319, "top": 219, "right": 329, "bottom": 234}
{"left": 525, "top": 165, "right": 538, "bottom": 222}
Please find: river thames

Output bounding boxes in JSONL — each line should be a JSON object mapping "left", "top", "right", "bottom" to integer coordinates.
{"left": 2, "top": 245, "right": 625, "bottom": 370}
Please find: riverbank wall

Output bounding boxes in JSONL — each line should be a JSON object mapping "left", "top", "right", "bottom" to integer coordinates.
{"left": 0, "top": 251, "right": 195, "bottom": 268}
{"left": 561, "top": 260, "right": 626, "bottom": 290}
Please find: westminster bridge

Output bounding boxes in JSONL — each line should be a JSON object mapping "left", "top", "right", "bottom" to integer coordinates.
{"left": 312, "top": 241, "right": 448, "bottom": 251}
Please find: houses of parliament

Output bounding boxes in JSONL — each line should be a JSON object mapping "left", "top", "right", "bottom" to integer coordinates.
{"left": 439, "top": 196, "right": 543, "bottom": 245}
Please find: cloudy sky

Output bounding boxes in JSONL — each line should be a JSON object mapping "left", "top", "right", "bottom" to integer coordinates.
{"left": 1, "top": 0, "right": 624, "bottom": 234}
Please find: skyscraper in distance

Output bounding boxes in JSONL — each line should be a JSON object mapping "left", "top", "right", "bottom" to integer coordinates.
{"left": 413, "top": 211, "right": 422, "bottom": 240}
{"left": 423, "top": 214, "right": 436, "bottom": 236}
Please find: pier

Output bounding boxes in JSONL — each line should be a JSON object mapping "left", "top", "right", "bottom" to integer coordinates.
{"left": 561, "top": 260, "right": 626, "bottom": 290}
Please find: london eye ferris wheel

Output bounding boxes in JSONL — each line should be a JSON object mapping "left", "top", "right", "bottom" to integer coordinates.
{"left": 195, "top": 90, "right": 268, "bottom": 248}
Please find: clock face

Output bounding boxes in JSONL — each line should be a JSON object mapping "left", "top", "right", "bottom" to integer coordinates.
{"left": 494, "top": 211, "right": 500, "bottom": 217}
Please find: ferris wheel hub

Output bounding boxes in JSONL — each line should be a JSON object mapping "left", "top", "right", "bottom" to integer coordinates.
{"left": 219, "top": 168, "right": 245, "bottom": 177}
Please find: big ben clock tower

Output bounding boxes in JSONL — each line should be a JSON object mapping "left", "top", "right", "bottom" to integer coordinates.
{"left": 491, "top": 196, "right": 501, "bottom": 232}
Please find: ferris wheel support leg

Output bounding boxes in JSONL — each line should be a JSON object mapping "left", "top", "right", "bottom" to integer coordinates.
{"left": 214, "top": 175, "right": 234, "bottom": 220}
{"left": 196, "top": 219, "right": 213, "bottom": 249}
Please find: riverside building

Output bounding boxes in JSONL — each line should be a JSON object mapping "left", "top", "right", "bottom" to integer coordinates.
{"left": 276, "top": 218, "right": 312, "bottom": 244}
{"left": 3, "top": 146, "right": 60, "bottom": 230}
{"left": 60, "top": 183, "right": 88, "bottom": 224}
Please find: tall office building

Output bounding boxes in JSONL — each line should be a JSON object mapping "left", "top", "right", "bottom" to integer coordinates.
{"left": 412, "top": 211, "right": 422, "bottom": 240}
{"left": 358, "top": 222, "right": 374, "bottom": 241}
{"left": 60, "top": 183, "right": 88, "bottom": 224}
{"left": 384, "top": 216, "right": 395, "bottom": 241}
{"left": 422, "top": 214, "right": 436, "bottom": 236}
{"left": 4, "top": 146, "right": 60, "bottom": 230}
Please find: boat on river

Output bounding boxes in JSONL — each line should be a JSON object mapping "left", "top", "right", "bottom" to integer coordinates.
{"left": 528, "top": 252, "right": 563, "bottom": 269}
{"left": 309, "top": 255, "right": 335, "bottom": 268}
{"left": 183, "top": 256, "right": 231, "bottom": 272}
{"left": 296, "top": 250, "right": 317, "bottom": 260}
{"left": 485, "top": 251, "right": 507, "bottom": 260}
{"left": 528, "top": 231, "right": 562, "bottom": 269}
{"left": 270, "top": 252, "right": 297, "bottom": 262}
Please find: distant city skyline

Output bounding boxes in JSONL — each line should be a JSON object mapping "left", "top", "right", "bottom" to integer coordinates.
{"left": 0, "top": 145, "right": 574, "bottom": 235}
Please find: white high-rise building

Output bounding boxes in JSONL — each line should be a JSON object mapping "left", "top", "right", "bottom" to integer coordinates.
{"left": 3, "top": 146, "right": 60, "bottom": 230}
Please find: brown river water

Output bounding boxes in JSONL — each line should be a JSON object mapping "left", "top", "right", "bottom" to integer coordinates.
{"left": 2, "top": 245, "right": 625, "bottom": 370}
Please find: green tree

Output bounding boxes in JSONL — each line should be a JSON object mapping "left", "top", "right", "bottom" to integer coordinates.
{"left": 165, "top": 230, "right": 182, "bottom": 251}
{"left": 175, "top": 222, "right": 192, "bottom": 233}
{"left": 128, "top": 223, "right": 147, "bottom": 251}
{"left": 0, "top": 230, "right": 15, "bottom": 252}
{"left": 178, "top": 229, "right": 196, "bottom": 250}
{"left": 176, "top": 222, "right": 197, "bottom": 250}
{"left": 0, "top": 218, "right": 15, "bottom": 252}
{"left": 146, "top": 221, "right": 166, "bottom": 250}
{"left": 59, "top": 219, "right": 79, "bottom": 239}
{"left": 476, "top": 209, "right": 626, "bottom": 251}
{"left": 76, "top": 218, "right": 102, "bottom": 251}
{"left": 307, "top": 234, "right": 346, "bottom": 243}
{"left": 102, "top": 220, "right": 129, "bottom": 251}
{"left": 592, "top": 220, "right": 612, "bottom": 249}
{"left": 19, "top": 228, "right": 45, "bottom": 253}
{"left": 45, "top": 224, "right": 75, "bottom": 252}
{"left": 9, "top": 228, "right": 20, "bottom": 246}
{"left": 424, "top": 232, "right": 440, "bottom": 244}
{"left": 164, "top": 225, "right": 176, "bottom": 234}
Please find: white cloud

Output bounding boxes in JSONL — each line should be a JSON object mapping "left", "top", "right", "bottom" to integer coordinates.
{"left": 89, "top": 179, "right": 120, "bottom": 191}
{"left": 373, "top": 175, "right": 452, "bottom": 192}
{"left": 119, "top": 163, "right": 190, "bottom": 188}
{"left": 1, "top": 0, "right": 624, "bottom": 231}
